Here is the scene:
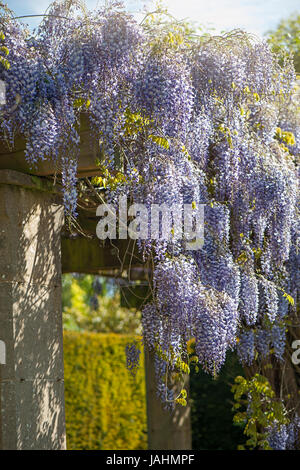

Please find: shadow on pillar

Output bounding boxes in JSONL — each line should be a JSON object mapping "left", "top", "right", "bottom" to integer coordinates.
{"left": 0, "top": 170, "right": 66, "bottom": 450}
{"left": 145, "top": 348, "right": 192, "bottom": 450}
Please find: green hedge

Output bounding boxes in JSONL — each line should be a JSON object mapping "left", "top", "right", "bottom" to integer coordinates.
{"left": 63, "top": 331, "right": 147, "bottom": 450}
{"left": 64, "top": 331, "right": 245, "bottom": 450}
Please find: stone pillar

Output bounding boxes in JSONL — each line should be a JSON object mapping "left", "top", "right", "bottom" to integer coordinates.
{"left": 0, "top": 170, "right": 66, "bottom": 450}
{"left": 145, "top": 348, "right": 192, "bottom": 450}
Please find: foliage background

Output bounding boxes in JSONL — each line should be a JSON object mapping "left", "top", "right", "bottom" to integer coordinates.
{"left": 190, "top": 351, "right": 245, "bottom": 450}
{"left": 267, "top": 13, "right": 300, "bottom": 73}
{"left": 62, "top": 274, "right": 142, "bottom": 334}
{"left": 63, "top": 330, "right": 147, "bottom": 450}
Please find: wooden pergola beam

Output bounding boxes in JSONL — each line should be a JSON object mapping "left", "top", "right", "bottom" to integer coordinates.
{"left": 61, "top": 236, "right": 147, "bottom": 277}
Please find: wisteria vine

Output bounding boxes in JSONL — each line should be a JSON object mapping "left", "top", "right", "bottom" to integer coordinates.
{"left": 0, "top": 0, "right": 299, "bottom": 449}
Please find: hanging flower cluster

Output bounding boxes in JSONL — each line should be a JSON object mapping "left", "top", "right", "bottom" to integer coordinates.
{"left": 0, "top": 1, "right": 299, "bottom": 447}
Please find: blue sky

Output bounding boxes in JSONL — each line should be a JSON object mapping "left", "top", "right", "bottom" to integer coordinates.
{"left": 7, "top": 0, "right": 300, "bottom": 37}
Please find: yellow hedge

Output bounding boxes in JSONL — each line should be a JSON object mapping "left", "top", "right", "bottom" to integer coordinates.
{"left": 63, "top": 331, "right": 147, "bottom": 450}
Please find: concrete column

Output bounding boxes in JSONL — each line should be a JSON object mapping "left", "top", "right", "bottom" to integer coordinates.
{"left": 0, "top": 170, "right": 66, "bottom": 450}
{"left": 145, "top": 348, "right": 192, "bottom": 450}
